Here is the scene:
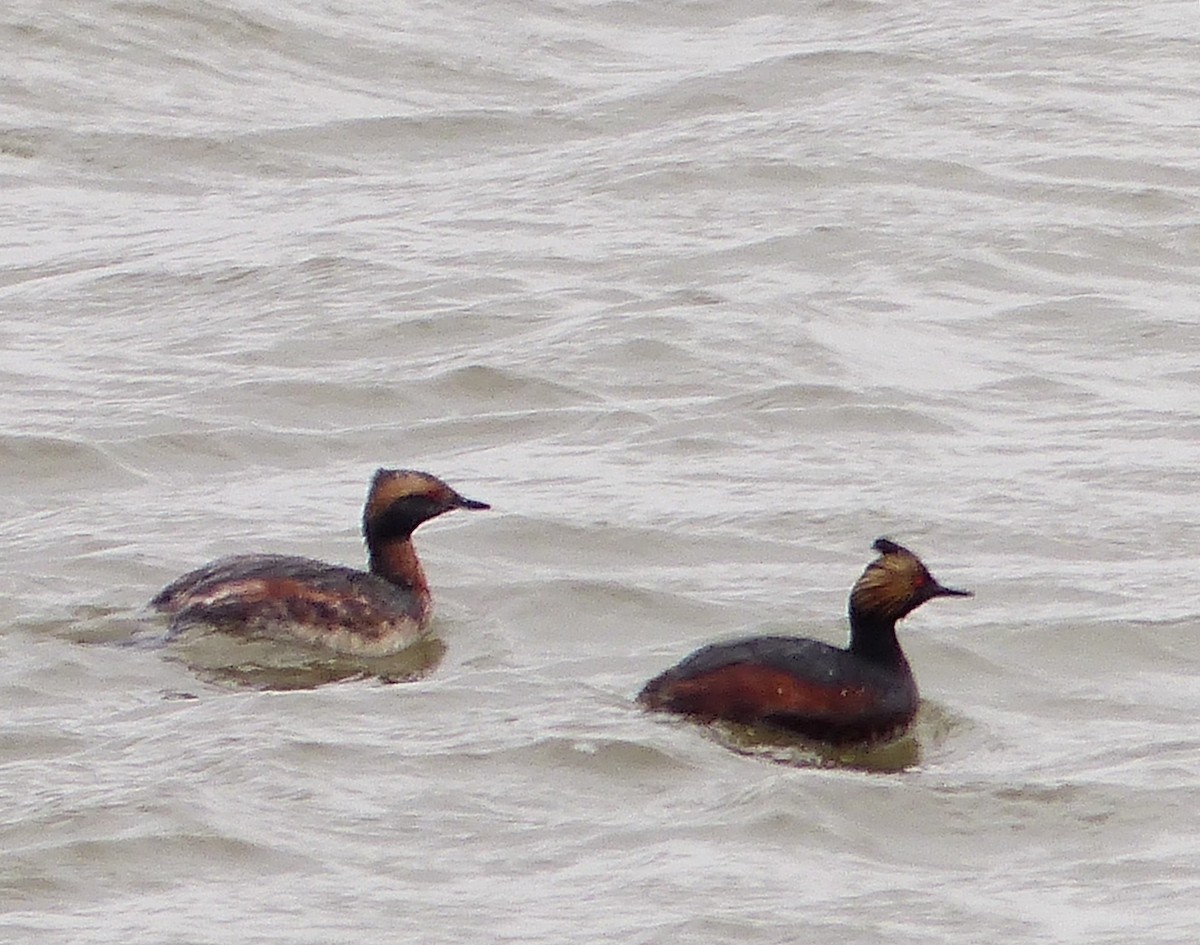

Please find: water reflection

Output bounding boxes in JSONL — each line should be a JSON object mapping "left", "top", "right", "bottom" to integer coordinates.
{"left": 683, "top": 701, "right": 963, "bottom": 773}
{"left": 166, "top": 630, "right": 448, "bottom": 691}
{"left": 59, "top": 606, "right": 447, "bottom": 691}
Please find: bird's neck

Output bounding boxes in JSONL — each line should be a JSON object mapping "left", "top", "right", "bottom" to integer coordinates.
{"left": 369, "top": 537, "right": 429, "bottom": 597}
{"left": 848, "top": 608, "right": 908, "bottom": 669}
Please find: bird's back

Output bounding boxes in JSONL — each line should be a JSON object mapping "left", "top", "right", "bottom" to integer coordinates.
{"left": 638, "top": 634, "right": 918, "bottom": 743}
{"left": 151, "top": 553, "right": 428, "bottom": 656}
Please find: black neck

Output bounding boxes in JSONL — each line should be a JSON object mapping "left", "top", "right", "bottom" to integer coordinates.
{"left": 847, "top": 607, "right": 908, "bottom": 668}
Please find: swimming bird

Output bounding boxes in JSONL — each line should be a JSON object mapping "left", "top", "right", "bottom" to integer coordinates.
{"left": 637, "top": 538, "right": 970, "bottom": 743}
{"left": 151, "top": 469, "right": 488, "bottom": 657}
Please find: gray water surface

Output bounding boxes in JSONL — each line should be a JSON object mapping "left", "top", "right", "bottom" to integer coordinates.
{"left": 3, "top": 1, "right": 1199, "bottom": 942}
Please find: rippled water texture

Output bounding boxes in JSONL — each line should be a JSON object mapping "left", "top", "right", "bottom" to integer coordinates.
{"left": 2, "top": 1, "right": 1199, "bottom": 942}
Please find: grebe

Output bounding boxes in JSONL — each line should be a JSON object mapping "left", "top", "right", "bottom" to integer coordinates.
{"left": 151, "top": 469, "right": 489, "bottom": 657}
{"left": 637, "top": 538, "right": 970, "bottom": 744}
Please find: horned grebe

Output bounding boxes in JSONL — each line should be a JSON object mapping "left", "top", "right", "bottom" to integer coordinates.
{"left": 151, "top": 469, "right": 488, "bottom": 657}
{"left": 637, "top": 538, "right": 970, "bottom": 744}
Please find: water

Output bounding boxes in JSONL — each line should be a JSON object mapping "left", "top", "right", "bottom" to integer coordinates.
{"left": 3, "top": 0, "right": 1199, "bottom": 941}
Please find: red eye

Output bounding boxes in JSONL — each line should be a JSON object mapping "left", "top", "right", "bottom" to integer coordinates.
{"left": 912, "top": 572, "right": 927, "bottom": 588}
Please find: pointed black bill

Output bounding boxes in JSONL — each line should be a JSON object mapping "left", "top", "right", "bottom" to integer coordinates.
{"left": 931, "top": 581, "right": 972, "bottom": 599}
{"left": 454, "top": 494, "right": 490, "bottom": 511}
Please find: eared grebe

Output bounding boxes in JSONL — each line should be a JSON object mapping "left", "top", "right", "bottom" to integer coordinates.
{"left": 151, "top": 469, "right": 489, "bottom": 657}
{"left": 637, "top": 538, "right": 971, "bottom": 744}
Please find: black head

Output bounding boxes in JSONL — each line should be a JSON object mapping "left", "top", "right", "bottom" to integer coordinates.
{"left": 849, "top": 537, "right": 972, "bottom": 625}
{"left": 362, "top": 468, "right": 489, "bottom": 543}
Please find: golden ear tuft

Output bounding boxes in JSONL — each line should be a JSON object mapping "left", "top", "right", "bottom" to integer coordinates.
{"left": 851, "top": 540, "right": 928, "bottom": 620}
{"left": 365, "top": 469, "right": 447, "bottom": 523}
